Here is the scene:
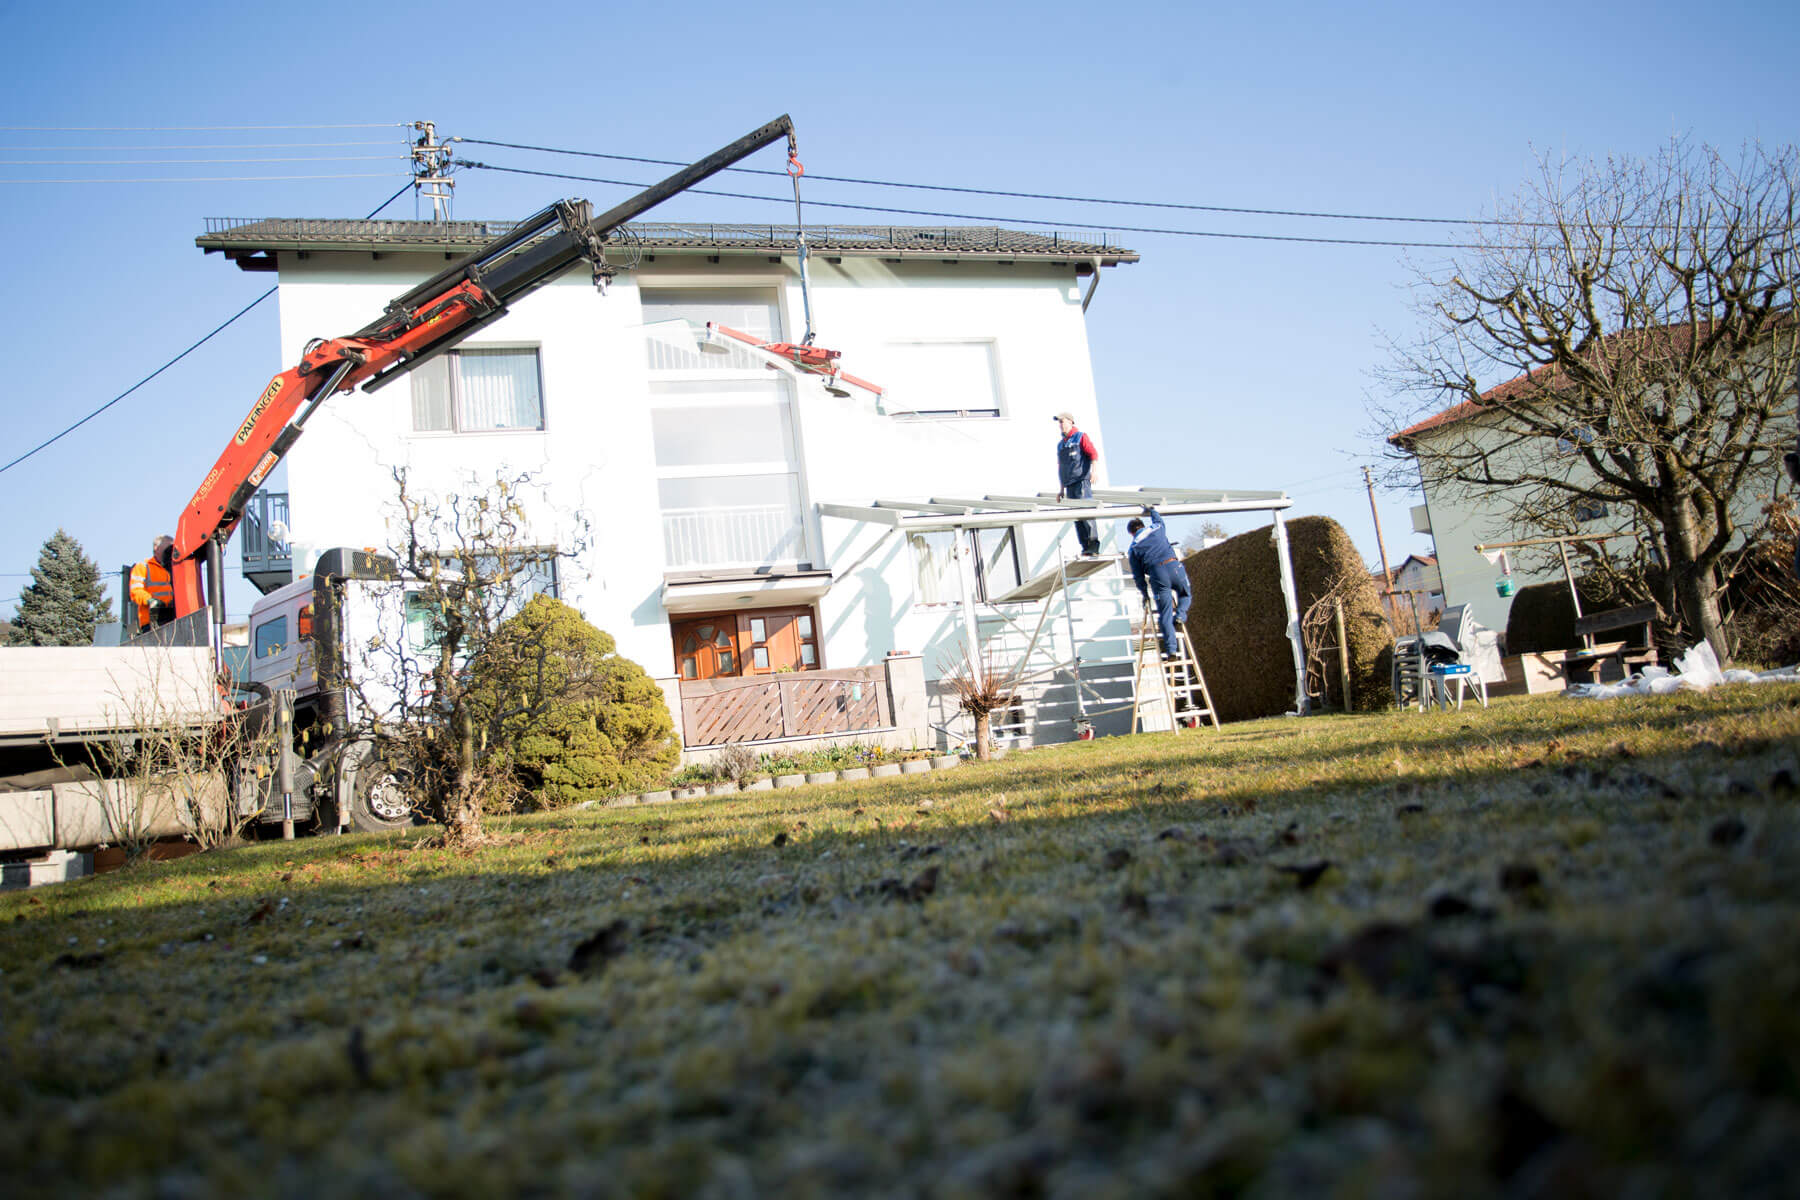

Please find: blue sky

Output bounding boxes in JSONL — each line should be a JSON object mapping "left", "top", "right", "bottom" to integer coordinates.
{"left": 3, "top": 0, "right": 1796, "bottom": 623}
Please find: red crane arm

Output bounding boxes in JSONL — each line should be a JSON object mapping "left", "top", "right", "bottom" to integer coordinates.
{"left": 164, "top": 114, "right": 800, "bottom": 620}
{"left": 169, "top": 281, "right": 498, "bottom": 614}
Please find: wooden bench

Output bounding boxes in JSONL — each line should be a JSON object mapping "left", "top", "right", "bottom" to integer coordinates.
{"left": 1568, "top": 602, "right": 1659, "bottom": 682}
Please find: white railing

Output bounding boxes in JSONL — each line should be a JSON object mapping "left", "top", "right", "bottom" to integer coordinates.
{"left": 661, "top": 505, "right": 808, "bottom": 569}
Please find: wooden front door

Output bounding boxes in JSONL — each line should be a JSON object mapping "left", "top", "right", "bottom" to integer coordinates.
{"left": 672, "top": 617, "right": 741, "bottom": 680}
{"left": 671, "top": 606, "right": 820, "bottom": 681}
{"left": 742, "top": 606, "right": 819, "bottom": 674}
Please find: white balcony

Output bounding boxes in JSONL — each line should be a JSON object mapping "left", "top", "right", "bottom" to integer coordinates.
{"left": 661, "top": 504, "right": 808, "bottom": 570}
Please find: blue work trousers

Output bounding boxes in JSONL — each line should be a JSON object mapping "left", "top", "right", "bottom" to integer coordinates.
{"left": 1064, "top": 476, "right": 1099, "bottom": 555}
{"left": 1148, "top": 562, "right": 1191, "bottom": 657}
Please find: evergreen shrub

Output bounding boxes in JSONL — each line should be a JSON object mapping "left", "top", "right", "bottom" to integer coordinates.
{"left": 469, "top": 596, "right": 679, "bottom": 808}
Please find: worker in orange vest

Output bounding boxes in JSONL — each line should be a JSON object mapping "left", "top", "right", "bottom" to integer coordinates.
{"left": 129, "top": 535, "right": 176, "bottom": 632}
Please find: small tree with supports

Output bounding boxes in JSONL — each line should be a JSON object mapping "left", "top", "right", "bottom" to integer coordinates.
{"left": 940, "top": 643, "right": 1017, "bottom": 761}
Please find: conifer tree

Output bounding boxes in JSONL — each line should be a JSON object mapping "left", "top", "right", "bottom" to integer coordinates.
{"left": 12, "top": 529, "right": 115, "bottom": 646}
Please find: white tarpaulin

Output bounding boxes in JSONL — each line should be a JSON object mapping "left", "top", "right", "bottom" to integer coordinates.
{"left": 1568, "top": 642, "right": 1800, "bottom": 699}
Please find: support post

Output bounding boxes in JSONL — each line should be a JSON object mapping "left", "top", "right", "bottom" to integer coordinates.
{"left": 1334, "top": 598, "right": 1352, "bottom": 711}
{"left": 955, "top": 525, "right": 981, "bottom": 687}
{"left": 1056, "top": 538, "right": 1085, "bottom": 727}
{"left": 1558, "top": 541, "right": 1589, "bottom": 647}
{"left": 1271, "top": 512, "right": 1309, "bottom": 716}
{"left": 275, "top": 688, "right": 296, "bottom": 840}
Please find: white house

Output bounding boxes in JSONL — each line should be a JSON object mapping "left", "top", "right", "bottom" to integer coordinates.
{"left": 199, "top": 216, "right": 1189, "bottom": 755}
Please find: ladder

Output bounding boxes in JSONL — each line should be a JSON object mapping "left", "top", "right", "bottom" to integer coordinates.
{"left": 1130, "top": 624, "right": 1218, "bottom": 733}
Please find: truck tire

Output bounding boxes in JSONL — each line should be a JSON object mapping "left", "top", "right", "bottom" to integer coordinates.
{"left": 341, "top": 741, "right": 417, "bottom": 834}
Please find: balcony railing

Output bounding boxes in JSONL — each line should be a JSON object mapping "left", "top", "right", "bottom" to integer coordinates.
{"left": 661, "top": 504, "right": 807, "bottom": 570}
{"left": 241, "top": 490, "right": 293, "bottom": 594}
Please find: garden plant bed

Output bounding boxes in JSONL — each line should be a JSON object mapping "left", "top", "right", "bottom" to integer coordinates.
{"left": 3, "top": 687, "right": 1799, "bottom": 1194}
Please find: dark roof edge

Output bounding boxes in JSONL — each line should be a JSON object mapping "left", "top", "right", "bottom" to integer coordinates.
{"left": 196, "top": 219, "right": 1140, "bottom": 268}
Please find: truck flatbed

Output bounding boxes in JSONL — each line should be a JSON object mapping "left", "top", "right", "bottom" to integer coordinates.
{"left": 0, "top": 645, "right": 221, "bottom": 747}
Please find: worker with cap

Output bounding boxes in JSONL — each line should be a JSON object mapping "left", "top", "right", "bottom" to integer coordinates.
{"left": 129, "top": 535, "right": 176, "bottom": 633}
{"left": 1054, "top": 411, "right": 1101, "bottom": 557}
{"left": 1127, "top": 508, "right": 1190, "bottom": 659}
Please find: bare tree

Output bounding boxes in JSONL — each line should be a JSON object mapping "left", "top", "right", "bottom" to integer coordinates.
{"left": 340, "top": 470, "right": 589, "bottom": 847}
{"left": 1301, "top": 567, "right": 1370, "bottom": 708}
{"left": 1180, "top": 521, "right": 1230, "bottom": 558}
{"left": 53, "top": 657, "right": 268, "bottom": 860}
{"left": 1379, "top": 140, "right": 1799, "bottom": 662}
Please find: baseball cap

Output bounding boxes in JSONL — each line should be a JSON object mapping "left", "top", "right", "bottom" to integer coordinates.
{"left": 1054, "top": 411, "right": 1075, "bottom": 423}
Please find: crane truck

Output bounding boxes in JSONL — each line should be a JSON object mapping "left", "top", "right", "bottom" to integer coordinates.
{"left": 0, "top": 115, "right": 803, "bottom": 858}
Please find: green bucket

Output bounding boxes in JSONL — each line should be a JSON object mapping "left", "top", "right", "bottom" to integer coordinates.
{"left": 1494, "top": 578, "right": 1518, "bottom": 597}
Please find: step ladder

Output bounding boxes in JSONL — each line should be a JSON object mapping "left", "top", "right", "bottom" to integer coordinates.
{"left": 1130, "top": 624, "right": 1218, "bottom": 733}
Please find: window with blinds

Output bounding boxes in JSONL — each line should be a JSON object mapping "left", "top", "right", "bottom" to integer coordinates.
{"left": 410, "top": 347, "right": 544, "bottom": 433}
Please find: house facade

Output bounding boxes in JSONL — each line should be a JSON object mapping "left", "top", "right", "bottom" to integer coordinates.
{"left": 199, "top": 218, "right": 1140, "bottom": 755}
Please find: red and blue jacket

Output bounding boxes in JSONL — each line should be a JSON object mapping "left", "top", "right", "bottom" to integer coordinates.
{"left": 1057, "top": 427, "right": 1097, "bottom": 489}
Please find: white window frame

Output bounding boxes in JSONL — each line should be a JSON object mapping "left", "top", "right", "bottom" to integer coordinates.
{"left": 408, "top": 345, "right": 546, "bottom": 435}
{"left": 876, "top": 337, "right": 1005, "bottom": 421}
{"left": 909, "top": 524, "right": 1025, "bottom": 607}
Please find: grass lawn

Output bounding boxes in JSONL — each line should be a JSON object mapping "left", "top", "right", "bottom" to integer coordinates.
{"left": 4, "top": 686, "right": 1799, "bottom": 1197}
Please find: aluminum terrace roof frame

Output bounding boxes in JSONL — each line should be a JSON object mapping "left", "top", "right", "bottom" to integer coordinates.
{"left": 818, "top": 486, "right": 1311, "bottom": 718}
{"left": 817, "top": 487, "right": 1292, "bottom": 533}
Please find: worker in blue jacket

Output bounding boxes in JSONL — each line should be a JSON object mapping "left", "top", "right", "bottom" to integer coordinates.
{"left": 1127, "top": 508, "right": 1191, "bottom": 658}
{"left": 1054, "top": 411, "right": 1101, "bottom": 557}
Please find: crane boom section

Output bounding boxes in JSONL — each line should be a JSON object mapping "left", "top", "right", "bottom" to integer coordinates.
{"left": 169, "top": 115, "right": 797, "bottom": 618}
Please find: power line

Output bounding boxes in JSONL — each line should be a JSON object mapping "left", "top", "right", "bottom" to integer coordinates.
{"left": 0, "top": 123, "right": 403, "bottom": 131}
{"left": 0, "top": 288, "right": 276, "bottom": 476}
{"left": 0, "top": 141, "right": 403, "bottom": 151}
{"left": 0, "top": 172, "right": 406, "bottom": 184}
{"left": 457, "top": 134, "right": 1545, "bottom": 230}
{"left": 0, "top": 179, "right": 416, "bottom": 478}
{"left": 458, "top": 159, "right": 1490, "bottom": 250}
{"left": 0, "top": 155, "right": 407, "bottom": 165}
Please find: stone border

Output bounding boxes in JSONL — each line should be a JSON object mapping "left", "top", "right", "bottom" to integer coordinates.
{"left": 597, "top": 753, "right": 964, "bottom": 808}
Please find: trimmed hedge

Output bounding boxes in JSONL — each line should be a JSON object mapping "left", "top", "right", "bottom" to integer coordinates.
{"left": 1181, "top": 516, "right": 1390, "bottom": 722}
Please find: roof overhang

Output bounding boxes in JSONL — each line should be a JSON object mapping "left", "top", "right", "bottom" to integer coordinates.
{"left": 817, "top": 486, "right": 1292, "bottom": 533}
{"left": 197, "top": 220, "right": 1140, "bottom": 270}
{"left": 660, "top": 568, "right": 833, "bottom": 614}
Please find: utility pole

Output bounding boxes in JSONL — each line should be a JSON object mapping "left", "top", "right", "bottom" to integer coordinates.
{"left": 410, "top": 120, "right": 454, "bottom": 221}
{"left": 1364, "top": 466, "right": 1397, "bottom": 626}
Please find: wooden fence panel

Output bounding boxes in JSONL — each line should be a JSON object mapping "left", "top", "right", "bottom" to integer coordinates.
{"left": 682, "top": 680, "right": 783, "bottom": 746}
{"left": 678, "top": 666, "right": 891, "bottom": 747}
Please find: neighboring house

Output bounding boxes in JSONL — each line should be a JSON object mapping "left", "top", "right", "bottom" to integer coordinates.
{"left": 1389, "top": 343, "right": 1795, "bottom": 633}
{"left": 1372, "top": 554, "right": 1443, "bottom": 624}
{"left": 198, "top": 218, "right": 1140, "bottom": 756}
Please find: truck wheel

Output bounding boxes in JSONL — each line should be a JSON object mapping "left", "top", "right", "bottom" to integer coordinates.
{"left": 342, "top": 742, "right": 417, "bottom": 834}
